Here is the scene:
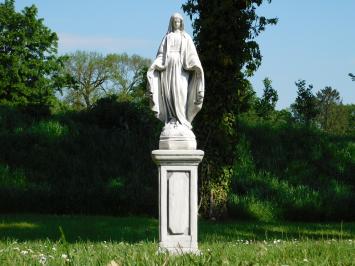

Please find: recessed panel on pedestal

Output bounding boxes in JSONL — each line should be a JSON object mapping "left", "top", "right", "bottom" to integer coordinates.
{"left": 167, "top": 171, "right": 190, "bottom": 235}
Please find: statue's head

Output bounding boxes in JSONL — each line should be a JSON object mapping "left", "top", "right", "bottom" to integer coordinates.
{"left": 168, "top": 13, "right": 184, "bottom": 32}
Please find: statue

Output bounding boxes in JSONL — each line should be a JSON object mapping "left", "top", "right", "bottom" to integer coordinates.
{"left": 147, "top": 13, "right": 204, "bottom": 149}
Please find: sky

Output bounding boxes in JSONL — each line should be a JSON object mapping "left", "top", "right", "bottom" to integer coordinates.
{"left": 12, "top": 0, "right": 355, "bottom": 109}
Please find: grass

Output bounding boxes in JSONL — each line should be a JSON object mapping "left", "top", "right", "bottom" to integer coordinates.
{"left": 0, "top": 214, "right": 354, "bottom": 265}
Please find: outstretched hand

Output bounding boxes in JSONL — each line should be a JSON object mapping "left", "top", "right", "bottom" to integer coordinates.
{"left": 195, "top": 90, "right": 204, "bottom": 105}
{"left": 150, "top": 63, "right": 165, "bottom": 71}
{"left": 193, "top": 66, "right": 202, "bottom": 78}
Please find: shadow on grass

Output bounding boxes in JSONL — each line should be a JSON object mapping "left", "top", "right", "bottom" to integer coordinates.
{"left": 199, "top": 220, "right": 355, "bottom": 242}
{"left": 0, "top": 214, "right": 354, "bottom": 243}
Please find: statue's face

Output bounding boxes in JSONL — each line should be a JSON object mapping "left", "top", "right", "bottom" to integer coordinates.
{"left": 173, "top": 17, "right": 181, "bottom": 31}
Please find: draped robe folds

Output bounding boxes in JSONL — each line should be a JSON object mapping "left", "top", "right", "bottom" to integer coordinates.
{"left": 147, "top": 31, "right": 204, "bottom": 129}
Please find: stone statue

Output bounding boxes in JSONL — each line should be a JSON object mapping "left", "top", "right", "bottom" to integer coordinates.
{"left": 147, "top": 13, "right": 204, "bottom": 149}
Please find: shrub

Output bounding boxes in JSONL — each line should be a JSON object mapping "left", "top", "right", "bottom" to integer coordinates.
{"left": 228, "top": 120, "right": 355, "bottom": 221}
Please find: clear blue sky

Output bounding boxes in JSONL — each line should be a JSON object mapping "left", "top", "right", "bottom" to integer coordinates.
{"left": 13, "top": 0, "right": 355, "bottom": 109}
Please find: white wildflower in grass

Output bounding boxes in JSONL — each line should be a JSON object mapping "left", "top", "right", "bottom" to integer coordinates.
{"left": 20, "top": 250, "right": 29, "bottom": 255}
{"left": 303, "top": 258, "right": 309, "bottom": 262}
{"left": 13, "top": 247, "right": 20, "bottom": 251}
{"left": 61, "top": 254, "right": 70, "bottom": 262}
{"left": 39, "top": 254, "right": 47, "bottom": 265}
{"left": 107, "top": 260, "right": 120, "bottom": 266}
{"left": 222, "top": 258, "right": 230, "bottom": 264}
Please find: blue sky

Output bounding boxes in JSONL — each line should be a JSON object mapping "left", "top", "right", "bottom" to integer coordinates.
{"left": 13, "top": 0, "right": 355, "bottom": 109}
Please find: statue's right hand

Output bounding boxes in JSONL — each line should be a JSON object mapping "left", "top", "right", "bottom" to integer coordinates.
{"left": 150, "top": 63, "right": 165, "bottom": 71}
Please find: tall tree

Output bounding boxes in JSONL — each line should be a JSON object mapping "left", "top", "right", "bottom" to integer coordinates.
{"left": 255, "top": 77, "right": 278, "bottom": 119}
{"left": 183, "top": 0, "right": 277, "bottom": 217}
{"left": 291, "top": 80, "right": 319, "bottom": 126}
{"left": 0, "top": 0, "right": 62, "bottom": 107}
{"left": 61, "top": 51, "right": 115, "bottom": 109}
{"left": 61, "top": 51, "right": 150, "bottom": 109}
{"left": 316, "top": 86, "right": 341, "bottom": 132}
{"left": 344, "top": 104, "right": 355, "bottom": 135}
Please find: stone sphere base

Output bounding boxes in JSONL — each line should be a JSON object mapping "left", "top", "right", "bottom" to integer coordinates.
{"left": 159, "top": 122, "right": 197, "bottom": 150}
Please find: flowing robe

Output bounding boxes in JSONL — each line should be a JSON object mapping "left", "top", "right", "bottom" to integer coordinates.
{"left": 147, "top": 31, "right": 204, "bottom": 129}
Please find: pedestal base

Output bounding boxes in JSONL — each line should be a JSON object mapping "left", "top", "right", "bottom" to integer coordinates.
{"left": 158, "top": 246, "right": 201, "bottom": 255}
{"left": 152, "top": 150, "right": 204, "bottom": 255}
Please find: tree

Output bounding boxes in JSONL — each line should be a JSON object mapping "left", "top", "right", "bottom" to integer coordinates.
{"left": 110, "top": 53, "right": 151, "bottom": 94}
{"left": 183, "top": 0, "right": 277, "bottom": 217}
{"left": 61, "top": 52, "right": 151, "bottom": 109}
{"left": 291, "top": 80, "right": 319, "bottom": 126}
{"left": 255, "top": 77, "right": 278, "bottom": 119}
{"left": 343, "top": 104, "right": 355, "bottom": 135}
{"left": 0, "top": 0, "right": 62, "bottom": 107}
{"left": 61, "top": 51, "right": 115, "bottom": 109}
{"left": 316, "top": 86, "right": 341, "bottom": 132}
{"left": 126, "top": 65, "right": 150, "bottom": 104}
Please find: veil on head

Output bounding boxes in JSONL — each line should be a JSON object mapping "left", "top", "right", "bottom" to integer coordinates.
{"left": 167, "top": 12, "right": 184, "bottom": 33}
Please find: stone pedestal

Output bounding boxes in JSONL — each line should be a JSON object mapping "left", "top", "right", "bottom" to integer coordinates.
{"left": 152, "top": 149, "right": 204, "bottom": 254}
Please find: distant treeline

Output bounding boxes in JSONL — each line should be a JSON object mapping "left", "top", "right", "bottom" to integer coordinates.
{"left": 0, "top": 96, "right": 354, "bottom": 221}
{"left": 0, "top": 0, "right": 354, "bottom": 221}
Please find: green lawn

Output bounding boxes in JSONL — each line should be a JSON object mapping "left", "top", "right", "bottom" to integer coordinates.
{"left": 0, "top": 214, "right": 354, "bottom": 265}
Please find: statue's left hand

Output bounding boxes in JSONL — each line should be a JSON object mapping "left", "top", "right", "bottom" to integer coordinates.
{"left": 193, "top": 67, "right": 202, "bottom": 78}
{"left": 195, "top": 90, "right": 204, "bottom": 105}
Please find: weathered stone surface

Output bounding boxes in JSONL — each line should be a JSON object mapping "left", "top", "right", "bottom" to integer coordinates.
{"left": 159, "top": 123, "right": 197, "bottom": 150}
{"left": 147, "top": 13, "right": 204, "bottom": 150}
{"left": 149, "top": 12, "right": 205, "bottom": 255}
{"left": 168, "top": 171, "right": 189, "bottom": 235}
{"left": 152, "top": 149, "right": 204, "bottom": 254}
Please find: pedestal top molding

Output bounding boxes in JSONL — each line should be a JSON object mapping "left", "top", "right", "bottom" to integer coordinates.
{"left": 152, "top": 150, "right": 204, "bottom": 165}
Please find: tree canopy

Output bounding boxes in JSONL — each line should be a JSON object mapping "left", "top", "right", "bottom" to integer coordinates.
{"left": 316, "top": 87, "right": 341, "bottom": 132}
{"left": 291, "top": 80, "right": 319, "bottom": 126}
{"left": 255, "top": 78, "right": 278, "bottom": 119}
{"left": 0, "top": 0, "right": 62, "bottom": 107}
{"left": 60, "top": 51, "right": 151, "bottom": 110}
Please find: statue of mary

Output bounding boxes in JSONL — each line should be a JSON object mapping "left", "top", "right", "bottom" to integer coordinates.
{"left": 147, "top": 13, "right": 204, "bottom": 149}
